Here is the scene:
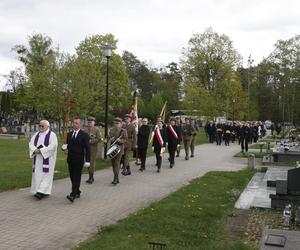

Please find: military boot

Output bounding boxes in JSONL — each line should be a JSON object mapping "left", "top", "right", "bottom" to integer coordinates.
{"left": 121, "top": 166, "right": 127, "bottom": 176}
{"left": 86, "top": 173, "right": 93, "bottom": 184}
{"left": 125, "top": 165, "right": 131, "bottom": 175}
{"left": 111, "top": 175, "right": 118, "bottom": 185}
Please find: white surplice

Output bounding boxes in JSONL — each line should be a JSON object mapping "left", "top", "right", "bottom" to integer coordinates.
{"left": 29, "top": 129, "right": 58, "bottom": 194}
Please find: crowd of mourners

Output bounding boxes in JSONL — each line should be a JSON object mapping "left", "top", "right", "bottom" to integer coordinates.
{"left": 204, "top": 121, "right": 268, "bottom": 152}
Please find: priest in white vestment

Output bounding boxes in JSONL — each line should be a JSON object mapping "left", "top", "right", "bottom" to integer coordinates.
{"left": 29, "top": 120, "right": 58, "bottom": 199}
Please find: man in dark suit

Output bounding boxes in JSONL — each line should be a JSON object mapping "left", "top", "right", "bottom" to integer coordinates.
{"left": 166, "top": 117, "right": 181, "bottom": 168}
{"left": 65, "top": 117, "right": 90, "bottom": 202}
{"left": 152, "top": 119, "right": 166, "bottom": 173}
{"left": 137, "top": 118, "right": 150, "bottom": 171}
{"left": 240, "top": 122, "right": 250, "bottom": 152}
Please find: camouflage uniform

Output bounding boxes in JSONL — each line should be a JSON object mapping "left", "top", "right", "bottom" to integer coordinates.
{"left": 108, "top": 126, "right": 128, "bottom": 184}
{"left": 182, "top": 122, "right": 193, "bottom": 160}
{"left": 121, "top": 122, "right": 137, "bottom": 175}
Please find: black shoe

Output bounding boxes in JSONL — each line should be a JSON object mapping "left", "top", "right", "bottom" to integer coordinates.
{"left": 185, "top": 156, "right": 189, "bottom": 160}
{"left": 170, "top": 164, "right": 173, "bottom": 168}
{"left": 125, "top": 166, "right": 131, "bottom": 176}
{"left": 66, "top": 195, "right": 75, "bottom": 203}
{"left": 190, "top": 154, "right": 194, "bottom": 158}
{"left": 121, "top": 169, "right": 126, "bottom": 176}
{"left": 111, "top": 175, "right": 118, "bottom": 185}
{"left": 34, "top": 193, "right": 43, "bottom": 200}
{"left": 139, "top": 168, "right": 143, "bottom": 171}
{"left": 75, "top": 193, "right": 80, "bottom": 199}
{"left": 86, "top": 173, "right": 94, "bottom": 184}
{"left": 157, "top": 168, "right": 160, "bottom": 173}
{"left": 176, "top": 154, "right": 179, "bottom": 157}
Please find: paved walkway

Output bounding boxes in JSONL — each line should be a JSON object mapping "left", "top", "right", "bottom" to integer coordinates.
{"left": 0, "top": 143, "right": 247, "bottom": 250}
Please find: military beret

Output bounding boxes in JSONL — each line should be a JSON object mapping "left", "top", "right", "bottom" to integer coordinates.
{"left": 113, "top": 117, "right": 123, "bottom": 123}
{"left": 87, "top": 116, "right": 95, "bottom": 121}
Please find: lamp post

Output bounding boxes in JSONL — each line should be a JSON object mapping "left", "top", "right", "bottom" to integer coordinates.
{"left": 279, "top": 72, "right": 285, "bottom": 122}
{"left": 247, "top": 55, "right": 254, "bottom": 120}
{"left": 232, "top": 99, "right": 235, "bottom": 122}
{"left": 103, "top": 44, "right": 113, "bottom": 159}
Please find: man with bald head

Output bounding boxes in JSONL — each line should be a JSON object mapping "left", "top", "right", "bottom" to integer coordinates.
{"left": 29, "top": 120, "right": 58, "bottom": 200}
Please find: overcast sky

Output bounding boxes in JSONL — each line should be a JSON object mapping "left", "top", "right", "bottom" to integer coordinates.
{"left": 0, "top": 0, "right": 299, "bottom": 90}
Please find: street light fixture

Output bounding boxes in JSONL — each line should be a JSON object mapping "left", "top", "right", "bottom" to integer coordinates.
{"left": 103, "top": 44, "right": 113, "bottom": 159}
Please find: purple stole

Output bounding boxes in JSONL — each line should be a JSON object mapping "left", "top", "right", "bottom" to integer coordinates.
{"left": 33, "top": 130, "right": 51, "bottom": 173}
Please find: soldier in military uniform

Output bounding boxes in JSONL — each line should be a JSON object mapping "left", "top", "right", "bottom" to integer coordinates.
{"left": 175, "top": 117, "right": 182, "bottom": 157}
{"left": 85, "top": 116, "right": 102, "bottom": 184}
{"left": 182, "top": 118, "right": 193, "bottom": 160}
{"left": 121, "top": 114, "right": 137, "bottom": 176}
{"left": 106, "top": 118, "right": 128, "bottom": 185}
{"left": 190, "top": 119, "right": 198, "bottom": 157}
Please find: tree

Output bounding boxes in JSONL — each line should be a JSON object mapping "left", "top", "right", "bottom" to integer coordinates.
{"left": 180, "top": 28, "right": 246, "bottom": 118}
{"left": 13, "top": 33, "right": 59, "bottom": 120}
{"left": 181, "top": 27, "right": 242, "bottom": 92}
{"left": 75, "top": 34, "right": 131, "bottom": 120}
{"left": 158, "top": 62, "right": 183, "bottom": 110}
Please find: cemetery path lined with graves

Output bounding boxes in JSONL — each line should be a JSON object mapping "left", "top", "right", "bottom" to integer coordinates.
{"left": 0, "top": 143, "right": 246, "bottom": 250}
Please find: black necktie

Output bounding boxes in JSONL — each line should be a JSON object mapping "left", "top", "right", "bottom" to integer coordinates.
{"left": 72, "top": 131, "right": 76, "bottom": 140}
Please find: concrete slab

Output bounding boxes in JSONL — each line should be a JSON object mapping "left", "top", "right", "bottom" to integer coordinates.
{"left": 235, "top": 172, "right": 276, "bottom": 209}
{"left": 0, "top": 134, "right": 19, "bottom": 140}
{"left": 260, "top": 229, "right": 300, "bottom": 250}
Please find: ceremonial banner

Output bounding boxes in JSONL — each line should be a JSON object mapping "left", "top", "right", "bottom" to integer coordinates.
{"left": 130, "top": 91, "right": 138, "bottom": 133}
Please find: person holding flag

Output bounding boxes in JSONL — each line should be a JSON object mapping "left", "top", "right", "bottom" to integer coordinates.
{"left": 152, "top": 119, "right": 166, "bottom": 173}
{"left": 166, "top": 117, "right": 181, "bottom": 168}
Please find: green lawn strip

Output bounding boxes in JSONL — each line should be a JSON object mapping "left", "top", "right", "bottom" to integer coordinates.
{"left": 234, "top": 151, "right": 267, "bottom": 158}
{"left": 0, "top": 128, "right": 206, "bottom": 192}
{"left": 249, "top": 143, "right": 272, "bottom": 149}
{"left": 76, "top": 168, "right": 255, "bottom": 250}
{"left": 0, "top": 139, "right": 109, "bottom": 192}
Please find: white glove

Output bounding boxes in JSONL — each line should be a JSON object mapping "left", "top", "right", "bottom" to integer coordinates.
{"left": 84, "top": 162, "right": 90, "bottom": 168}
{"left": 161, "top": 147, "right": 166, "bottom": 154}
{"left": 61, "top": 144, "right": 68, "bottom": 151}
{"left": 152, "top": 146, "right": 154, "bottom": 152}
{"left": 177, "top": 144, "right": 180, "bottom": 149}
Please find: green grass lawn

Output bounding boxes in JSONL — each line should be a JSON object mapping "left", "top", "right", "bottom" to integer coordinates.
{"left": 234, "top": 151, "right": 267, "bottom": 158}
{"left": 0, "top": 138, "right": 110, "bottom": 192}
{"left": 76, "top": 168, "right": 255, "bottom": 250}
{"left": 249, "top": 143, "right": 271, "bottom": 149}
{"left": 0, "top": 128, "right": 206, "bottom": 192}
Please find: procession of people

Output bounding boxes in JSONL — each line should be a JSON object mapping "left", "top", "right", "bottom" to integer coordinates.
{"left": 29, "top": 115, "right": 267, "bottom": 203}
{"left": 204, "top": 120, "right": 267, "bottom": 152}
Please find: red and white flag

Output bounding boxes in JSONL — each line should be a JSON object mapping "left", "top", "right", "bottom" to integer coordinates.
{"left": 130, "top": 91, "right": 138, "bottom": 133}
{"left": 167, "top": 125, "right": 178, "bottom": 139}
{"left": 155, "top": 127, "right": 164, "bottom": 147}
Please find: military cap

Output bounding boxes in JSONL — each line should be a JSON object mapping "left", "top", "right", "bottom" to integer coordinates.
{"left": 124, "top": 114, "right": 131, "bottom": 119}
{"left": 113, "top": 117, "right": 123, "bottom": 124}
{"left": 87, "top": 116, "right": 95, "bottom": 121}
